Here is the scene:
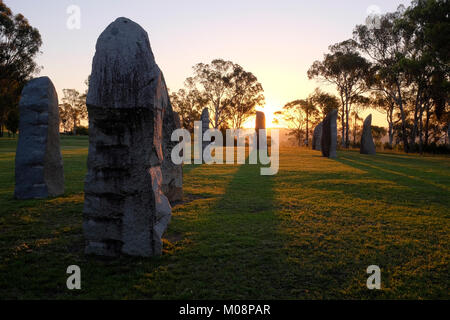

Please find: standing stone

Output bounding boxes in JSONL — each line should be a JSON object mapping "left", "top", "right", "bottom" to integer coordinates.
{"left": 83, "top": 17, "right": 171, "bottom": 257}
{"left": 255, "top": 111, "right": 267, "bottom": 150}
{"left": 201, "top": 108, "right": 210, "bottom": 153}
{"left": 14, "top": 77, "right": 64, "bottom": 199}
{"left": 312, "top": 122, "right": 323, "bottom": 151}
{"left": 161, "top": 100, "right": 183, "bottom": 204}
{"left": 360, "top": 114, "right": 376, "bottom": 155}
{"left": 321, "top": 109, "right": 338, "bottom": 158}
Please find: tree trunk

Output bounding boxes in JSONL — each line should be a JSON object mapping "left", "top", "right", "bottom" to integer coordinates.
{"left": 305, "top": 113, "right": 309, "bottom": 147}
{"left": 345, "top": 103, "right": 350, "bottom": 148}
{"left": 339, "top": 94, "right": 345, "bottom": 148}
{"left": 424, "top": 102, "right": 431, "bottom": 147}
{"left": 410, "top": 91, "right": 422, "bottom": 153}
{"left": 72, "top": 116, "right": 77, "bottom": 135}
{"left": 214, "top": 106, "right": 219, "bottom": 129}
{"left": 387, "top": 107, "right": 394, "bottom": 147}
{"left": 418, "top": 106, "right": 424, "bottom": 154}
{"left": 395, "top": 83, "right": 408, "bottom": 153}
{"left": 447, "top": 122, "right": 450, "bottom": 147}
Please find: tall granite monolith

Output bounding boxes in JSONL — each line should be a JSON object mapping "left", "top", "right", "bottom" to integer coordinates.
{"left": 312, "top": 122, "right": 323, "bottom": 151}
{"left": 321, "top": 109, "right": 338, "bottom": 158}
{"left": 255, "top": 111, "right": 267, "bottom": 150}
{"left": 83, "top": 17, "right": 171, "bottom": 257}
{"left": 14, "top": 77, "right": 64, "bottom": 199}
{"left": 161, "top": 99, "right": 183, "bottom": 204}
{"left": 360, "top": 114, "right": 376, "bottom": 155}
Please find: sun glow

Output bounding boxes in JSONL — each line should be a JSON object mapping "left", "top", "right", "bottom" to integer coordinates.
{"left": 242, "top": 101, "right": 284, "bottom": 129}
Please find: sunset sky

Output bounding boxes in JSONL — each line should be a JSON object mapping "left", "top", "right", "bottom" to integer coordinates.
{"left": 9, "top": 0, "right": 412, "bottom": 128}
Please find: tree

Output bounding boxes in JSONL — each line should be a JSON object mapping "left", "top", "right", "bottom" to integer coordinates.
{"left": 274, "top": 107, "right": 305, "bottom": 147}
{"left": 370, "top": 92, "right": 398, "bottom": 146}
{"left": 228, "top": 65, "right": 265, "bottom": 129}
{"left": 354, "top": 7, "right": 411, "bottom": 152}
{"left": 0, "top": 77, "right": 20, "bottom": 136}
{"left": 350, "top": 110, "right": 363, "bottom": 146}
{"left": 372, "top": 125, "right": 388, "bottom": 144}
{"left": 192, "top": 59, "right": 234, "bottom": 129}
{"left": 59, "top": 89, "right": 87, "bottom": 134}
{"left": 283, "top": 98, "right": 317, "bottom": 146}
{"left": 397, "top": 0, "right": 449, "bottom": 152}
{"left": 309, "top": 88, "right": 340, "bottom": 120}
{"left": 5, "top": 107, "right": 18, "bottom": 136}
{"left": 192, "top": 59, "right": 264, "bottom": 129}
{"left": 308, "top": 39, "right": 370, "bottom": 148}
{"left": 170, "top": 77, "right": 205, "bottom": 131}
{"left": 0, "top": 2, "right": 42, "bottom": 136}
{"left": 355, "top": 1, "right": 449, "bottom": 153}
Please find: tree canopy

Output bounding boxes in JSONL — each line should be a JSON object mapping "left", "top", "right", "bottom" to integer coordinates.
{"left": 0, "top": 1, "right": 42, "bottom": 136}
{"left": 171, "top": 59, "right": 264, "bottom": 130}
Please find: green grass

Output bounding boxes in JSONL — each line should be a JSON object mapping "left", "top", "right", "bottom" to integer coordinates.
{"left": 0, "top": 137, "right": 448, "bottom": 299}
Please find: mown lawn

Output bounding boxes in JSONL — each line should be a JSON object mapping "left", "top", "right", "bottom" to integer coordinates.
{"left": 0, "top": 136, "right": 448, "bottom": 299}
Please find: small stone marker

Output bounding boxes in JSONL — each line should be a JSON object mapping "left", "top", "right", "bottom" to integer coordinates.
{"left": 14, "top": 76, "right": 64, "bottom": 199}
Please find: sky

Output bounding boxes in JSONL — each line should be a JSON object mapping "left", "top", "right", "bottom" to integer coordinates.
{"left": 7, "top": 0, "right": 412, "bottom": 128}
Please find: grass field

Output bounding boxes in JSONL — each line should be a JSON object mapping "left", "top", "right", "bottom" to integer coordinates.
{"left": 0, "top": 136, "right": 449, "bottom": 299}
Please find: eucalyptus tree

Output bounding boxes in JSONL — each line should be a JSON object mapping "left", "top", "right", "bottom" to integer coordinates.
{"left": 274, "top": 103, "right": 306, "bottom": 147}
{"left": 59, "top": 89, "right": 87, "bottom": 135}
{"left": 354, "top": 7, "right": 412, "bottom": 151}
{"left": 370, "top": 92, "right": 397, "bottom": 147}
{"left": 191, "top": 59, "right": 264, "bottom": 129}
{"left": 228, "top": 65, "right": 265, "bottom": 129}
{"left": 0, "top": 2, "right": 42, "bottom": 136}
{"left": 170, "top": 77, "right": 206, "bottom": 131}
{"left": 308, "top": 39, "right": 370, "bottom": 148}
{"left": 397, "top": 0, "right": 449, "bottom": 151}
{"left": 309, "top": 88, "right": 340, "bottom": 121}
{"left": 282, "top": 98, "right": 318, "bottom": 146}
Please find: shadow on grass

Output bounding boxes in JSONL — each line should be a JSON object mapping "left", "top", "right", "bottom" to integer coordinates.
{"left": 128, "top": 158, "right": 288, "bottom": 299}
{"left": 172, "top": 161, "right": 284, "bottom": 299}
{"left": 335, "top": 151, "right": 450, "bottom": 207}
{"left": 271, "top": 148, "right": 450, "bottom": 299}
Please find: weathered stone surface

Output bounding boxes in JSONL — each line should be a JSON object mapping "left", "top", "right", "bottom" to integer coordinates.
{"left": 360, "top": 114, "right": 376, "bottom": 155}
{"left": 161, "top": 94, "right": 183, "bottom": 204}
{"left": 255, "top": 111, "right": 266, "bottom": 130}
{"left": 14, "top": 76, "right": 64, "bottom": 199}
{"left": 201, "top": 108, "right": 210, "bottom": 152}
{"left": 312, "top": 122, "right": 323, "bottom": 151}
{"left": 321, "top": 109, "right": 338, "bottom": 158}
{"left": 173, "top": 112, "right": 181, "bottom": 129}
{"left": 255, "top": 111, "right": 267, "bottom": 150}
{"left": 83, "top": 17, "right": 171, "bottom": 257}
